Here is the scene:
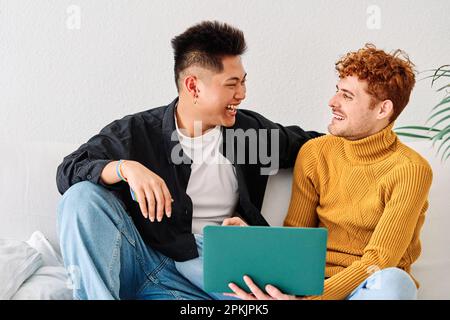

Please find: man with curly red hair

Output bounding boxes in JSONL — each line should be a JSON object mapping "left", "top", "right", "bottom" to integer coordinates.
{"left": 228, "top": 44, "right": 433, "bottom": 300}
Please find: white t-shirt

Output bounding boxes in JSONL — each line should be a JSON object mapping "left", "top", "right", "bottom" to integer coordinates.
{"left": 175, "top": 115, "right": 239, "bottom": 235}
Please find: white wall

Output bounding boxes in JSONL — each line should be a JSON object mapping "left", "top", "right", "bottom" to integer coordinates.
{"left": 0, "top": 0, "right": 449, "bottom": 298}
{"left": 1, "top": 0, "right": 449, "bottom": 145}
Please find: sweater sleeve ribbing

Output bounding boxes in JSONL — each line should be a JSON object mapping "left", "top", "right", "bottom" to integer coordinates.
{"left": 283, "top": 140, "right": 320, "bottom": 228}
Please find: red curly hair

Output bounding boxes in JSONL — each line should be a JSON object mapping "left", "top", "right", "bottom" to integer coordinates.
{"left": 335, "top": 44, "right": 416, "bottom": 122}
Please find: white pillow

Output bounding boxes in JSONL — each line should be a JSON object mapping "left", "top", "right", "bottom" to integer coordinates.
{"left": 11, "top": 231, "right": 73, "bottom": 300}
{"left": 11, "top": 266, "right": 73, "bottom": 300}
{"left": 25, "top": 231, "right": 63, "bottom": 267}
{"left": 0, "top": 239, "right": 43, "bottom": 299}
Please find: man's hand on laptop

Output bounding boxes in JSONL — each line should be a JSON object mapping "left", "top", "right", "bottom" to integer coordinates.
{"left": 224, "top": 275, "right": 308, "bottom": 300}
{"left": 222, "top": 217, "right": 248, "bottom": 226}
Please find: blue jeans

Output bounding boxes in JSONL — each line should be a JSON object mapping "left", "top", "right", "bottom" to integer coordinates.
{"left": 175, "top": 234, "right": 239, "bottom": 300}
{"left": 346, "top": 267, "right": 418, "bottom": 300}
{"left": 57, "top": 181, "right": 225, "bottom": 300}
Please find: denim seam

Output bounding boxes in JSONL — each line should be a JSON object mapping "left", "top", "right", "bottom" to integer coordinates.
{"left": 116, "top": 214, "right": 136, "bottom": 248}
{"left": 103, "top": 188, "right": 136, "bottom": 247}
{"left": 118, "top": 226, "right": 136, "bottom": 248}
{"left": 136, "top": 277, "right": 183, "bottom": 300}
{"left": 108, "top": 230, "right": 122, "bottom": 299}
{"left": 135, "top": 255, "right": 183, "bottom": 300}
{"left": 135, "top": 253, "right": 168, "bottom": 283}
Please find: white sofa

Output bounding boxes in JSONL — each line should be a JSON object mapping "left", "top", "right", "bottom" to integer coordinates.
{"left": 0, "top": 140, "right": 449, "bottom": 299}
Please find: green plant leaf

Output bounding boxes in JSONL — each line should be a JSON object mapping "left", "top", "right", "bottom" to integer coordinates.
{"left": 437, "top": 135, "right": 450, "bottom": 154}
{"left": 431, "top": 96, "right": 450, "bottom": 112}
{"left": 433, "top": 65, "right": 450, "bottom": 72}
{"left": 420, "top": 67, "right": 450, "bottom": 73}
{"left": 432, "top": 65, "right": 450, "bottom": 87}
{"left": 441, "top": 144, "right": 450, "bottom": 162}
{"left": 395, "top": 132, "right": 432, "bottom": 139}
{"left": 394, "top": 126, "right": 440, "bottom": 132}
{"left": 436, "top": 84, "right": 450, "bottom": 92}
{"left": 427, "top": 106, "right": 450, "bottom": 123}
{"left": 419, "top": 73, "right": 450, "bottom": 82}
{"left": 419, "top": 67, "right": 450, "bottom": 82}
{"left": 430, "top": 114, "right": 450, "bottom": 129}
{"left": 431, "top": 125, "right": 450, "bottom": 145}
{"left": 398, "top": 64, "right": 450, "bottom": 162}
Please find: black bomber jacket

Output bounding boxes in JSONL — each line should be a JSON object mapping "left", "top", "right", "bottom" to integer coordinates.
{"left": 56, "top": 98, "right": 322, "bottom": 261}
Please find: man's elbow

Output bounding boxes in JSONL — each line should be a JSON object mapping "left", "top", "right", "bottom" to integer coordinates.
{"left": 55, "top": 163, "right": 70, "bottom": 195}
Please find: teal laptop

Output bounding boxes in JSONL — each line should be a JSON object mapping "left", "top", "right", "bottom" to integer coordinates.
{"left": 203, "top": 226, "right": 328, "bottom": 296}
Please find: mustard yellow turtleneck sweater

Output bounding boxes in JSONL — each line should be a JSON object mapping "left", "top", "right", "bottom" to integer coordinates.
{"left": 284, "top": 123, "right": 433, "bottom": 300}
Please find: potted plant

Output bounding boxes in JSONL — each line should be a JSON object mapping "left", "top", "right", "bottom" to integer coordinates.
{"left": 395, "top": 65, "right": 450, "bottom": 162}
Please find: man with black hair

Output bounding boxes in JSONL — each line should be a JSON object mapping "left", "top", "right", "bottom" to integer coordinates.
{"left": 56, "top": 21, "right": 321, "bottom": 300}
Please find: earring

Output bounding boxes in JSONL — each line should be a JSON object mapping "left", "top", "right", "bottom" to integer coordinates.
{"left": 194, "top": 93, "right": 198, "bottom": 105}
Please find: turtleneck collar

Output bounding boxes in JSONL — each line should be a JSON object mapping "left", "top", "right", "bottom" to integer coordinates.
{"left": 343, "top": 122, "right": 398, "bottom": 164}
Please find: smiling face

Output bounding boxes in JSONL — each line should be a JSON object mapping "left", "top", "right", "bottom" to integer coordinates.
{"left": 328, "top": 76, "right": 392, "bottom": 140}
{"left": 185, "top": 55, "right": 247, "bottom": 129}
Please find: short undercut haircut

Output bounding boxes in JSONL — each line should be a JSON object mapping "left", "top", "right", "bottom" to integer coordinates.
{"left": 171, "top": 21, "right": 247, "bottom": 91}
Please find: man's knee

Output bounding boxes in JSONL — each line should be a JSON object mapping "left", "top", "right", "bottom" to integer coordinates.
{"left": 57, "top": 181, "right": 113, "bottom": 226}
{"left": 370, "top": 267, "right": 417, "bottom": 300}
